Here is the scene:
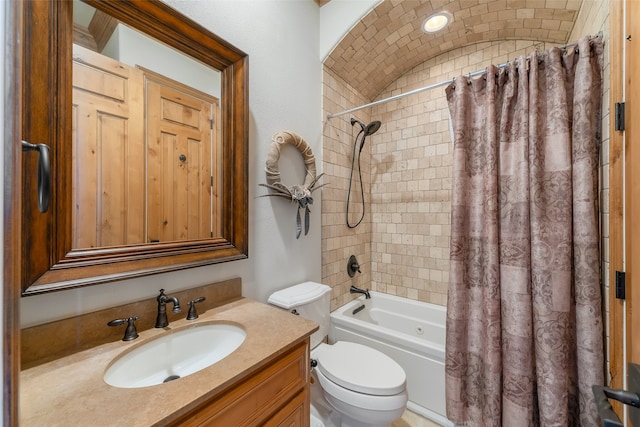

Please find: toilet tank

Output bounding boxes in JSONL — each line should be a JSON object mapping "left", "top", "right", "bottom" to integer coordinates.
{"left": 267, "top": 282, "right": 331, "bottom": 349}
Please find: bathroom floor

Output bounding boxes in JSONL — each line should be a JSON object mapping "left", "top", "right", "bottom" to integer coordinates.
{"left": 393, "top": 409, "right": 442, "bottom": 427}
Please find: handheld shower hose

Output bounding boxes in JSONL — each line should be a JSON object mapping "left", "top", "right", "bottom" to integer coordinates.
{"left": 346, "top": 118, "right": 381, "bottom": 228}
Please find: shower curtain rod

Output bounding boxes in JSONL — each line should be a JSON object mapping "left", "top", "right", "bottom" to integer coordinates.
{"left": 326, "top": 32, "right": 603, "bottom": 120}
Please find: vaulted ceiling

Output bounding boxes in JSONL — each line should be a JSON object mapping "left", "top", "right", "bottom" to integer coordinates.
{"left": 324, "top": 0, "right": 583, "bottom": 100}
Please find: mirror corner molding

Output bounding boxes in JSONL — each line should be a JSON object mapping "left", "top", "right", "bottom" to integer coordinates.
{"left": 19, "top": 0, "right": 249, "bottom": 296}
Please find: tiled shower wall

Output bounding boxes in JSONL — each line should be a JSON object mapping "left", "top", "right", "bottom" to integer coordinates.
{"left": 322, "top": 1, "right": 609, "bottom": 313}
{"left": 322, "top": 68, "right": 373, "bottom": 311}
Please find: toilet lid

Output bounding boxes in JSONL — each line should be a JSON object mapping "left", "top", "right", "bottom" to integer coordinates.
{"left": 316, "top": 341, "right": 406, "bottom": 396}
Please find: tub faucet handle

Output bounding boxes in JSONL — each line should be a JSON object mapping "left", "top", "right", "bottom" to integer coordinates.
{"left": 108, "top": 316, "right": 140, "bottom": 341}
{"left": 186, "top": 297, "right": 206, "bottom": 320}
{"left": 347, "top": 255, "right": 361, "bottom": 277}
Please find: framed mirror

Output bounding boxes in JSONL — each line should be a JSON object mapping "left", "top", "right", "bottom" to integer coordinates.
{"left": 19, "top": 0, "right": 249, "bottom": 295}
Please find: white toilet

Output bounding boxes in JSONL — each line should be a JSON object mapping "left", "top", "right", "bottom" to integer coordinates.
{"left": 268, "top": 282, "right": 408, "bottom": 427}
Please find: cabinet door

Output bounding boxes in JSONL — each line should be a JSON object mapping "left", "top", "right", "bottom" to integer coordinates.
{"left": 263, "top": 390, "right": 309, "bottom": 427}
{"left": 172, "top": 340, "right": 310, "bottom": 427}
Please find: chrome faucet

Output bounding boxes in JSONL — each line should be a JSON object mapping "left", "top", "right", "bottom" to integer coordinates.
{"left": 350, "top": 285, "right": 371, "bottom": 299}
{"left": 155, "top": 289, "right": 181, "bottom": 328}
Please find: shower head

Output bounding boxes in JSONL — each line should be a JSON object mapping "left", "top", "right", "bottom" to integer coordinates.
{"left": 350, "top": 118, "right": 382, "bottom": 136}
{"left": 350, "top": 118, "right": 382, "bottom": 152}
{"left": 350, "top": 118, "right": 382, "bottom": 153}
{"left": 364, "top": 120, "right": 381, "bottom": 136}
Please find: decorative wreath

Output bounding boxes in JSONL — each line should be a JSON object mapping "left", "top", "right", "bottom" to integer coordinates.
{"left": 259, "top": 131, "right": 325, "bottom": 238}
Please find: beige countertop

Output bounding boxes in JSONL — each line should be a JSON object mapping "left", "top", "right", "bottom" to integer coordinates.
{"left": 20, "top": 298, "right": 318, "bottom": 426}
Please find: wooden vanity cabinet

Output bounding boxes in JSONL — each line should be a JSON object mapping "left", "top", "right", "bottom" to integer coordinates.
{"left": 170, "top": 339, "right": 310, "bottom": 427}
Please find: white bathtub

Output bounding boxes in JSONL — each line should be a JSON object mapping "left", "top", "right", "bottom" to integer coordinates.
{"left": 329, "top": 291, "right": 451, "bottom": 427}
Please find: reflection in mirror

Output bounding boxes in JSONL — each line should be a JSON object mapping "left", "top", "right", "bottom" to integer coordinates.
{"left": 72, "top": 1, "right": 223, "bottom": 249}
{"left": 18, "top": 0, "right": 248, "bottom": 295}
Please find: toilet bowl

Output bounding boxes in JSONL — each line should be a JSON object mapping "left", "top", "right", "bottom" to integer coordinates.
{"left": 312, "top": 342, "right": 408, "bottom": 427}
{"left": 268, "top": 282, "right": 408, "bottom": 427}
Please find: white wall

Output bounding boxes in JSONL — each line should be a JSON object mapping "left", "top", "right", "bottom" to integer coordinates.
{"left": 104, "top": 24, "right": 222, "bottom": 98}
{"left": 20, "top": 0, "right": 323, "bottom": 327}
{"left": 319, "top": 0, "right": 380, "bottom": 60}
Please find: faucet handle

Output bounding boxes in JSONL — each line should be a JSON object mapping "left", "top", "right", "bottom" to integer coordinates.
{"left": 108, "top": 316, "right": 140, "bottom": 341}
{"left": 347, "top": 255, "right": 361, "bottom": 277}
{"left": 186, "top": 297, "right": 206, "bottom": 320}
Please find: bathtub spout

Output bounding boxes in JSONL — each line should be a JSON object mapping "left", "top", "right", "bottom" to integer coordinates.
{"left": 350, "top": 285, "right": 370, "bottom": 299}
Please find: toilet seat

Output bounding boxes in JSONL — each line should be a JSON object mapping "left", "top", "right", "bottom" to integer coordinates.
{"left": 315, "top": 341, "right": 406, "bottom": 396}
{"left": 314, "top": 368, "right": 408, "bottom": 412}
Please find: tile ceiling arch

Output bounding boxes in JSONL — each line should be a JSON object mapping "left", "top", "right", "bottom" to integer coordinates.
{"left": 324, "top": 0, "right": 583, "bottom": 100}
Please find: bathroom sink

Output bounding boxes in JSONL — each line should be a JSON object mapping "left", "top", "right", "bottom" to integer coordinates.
{"left": 103, "top": 322, "right": 246, "bottom": 388}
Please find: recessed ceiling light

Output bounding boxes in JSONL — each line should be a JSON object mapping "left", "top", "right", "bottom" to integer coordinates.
{"left": 422, "top": 11, "right": 452, "bottom": 33}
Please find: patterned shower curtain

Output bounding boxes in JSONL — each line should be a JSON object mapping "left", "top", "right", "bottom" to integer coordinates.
{"left": 444, "top": 37, "right": 604, "bottom": 426}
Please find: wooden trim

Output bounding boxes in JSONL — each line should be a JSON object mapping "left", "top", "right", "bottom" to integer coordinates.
{"left": 609, "top": 0, "right": 624, "bottom": 417}
{"left": 88, "top": 10, "right": 117, "bottom": 52}
{"left": 3, "top": 1, "right": 22, "bottom": 424}
{"left": 627, "top": 0, "right": 640, "bottom": 366}
{"left": 72, "top": 23, "right": 97, "bottom": 51}
{"left": 20, "top": 0, "right": 72, "bottom": 291}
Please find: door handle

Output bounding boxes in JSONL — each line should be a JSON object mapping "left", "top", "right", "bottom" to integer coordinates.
{"left": 593, "top": 385, "right": 624, "bottom": 427}
{"left": 603, "top": 386, "right": 640, "bottom": 408}
{"left": 593, "top": 385, "right": 640, "bottom": 427}
{"left": 594, "top": 363, "right": 640, "bottom": 427}
{"left": 21, "top": 140, "right": 50, "bottom": 213}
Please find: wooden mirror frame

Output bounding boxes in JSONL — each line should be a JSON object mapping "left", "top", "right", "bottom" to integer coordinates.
{"left": 19, "top": 0, "right": 249, "bottom": 295}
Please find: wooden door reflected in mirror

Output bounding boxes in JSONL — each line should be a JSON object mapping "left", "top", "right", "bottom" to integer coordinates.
{"left": 71, "top": 35, "right": 222, "bottom": 248}
{"left": 143, "top": 69, "right": 222, "bottom": 244}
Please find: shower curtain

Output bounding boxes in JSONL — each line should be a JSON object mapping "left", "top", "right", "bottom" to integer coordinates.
{"left": 445, "top": 36, "right": 604, "bottom": 427}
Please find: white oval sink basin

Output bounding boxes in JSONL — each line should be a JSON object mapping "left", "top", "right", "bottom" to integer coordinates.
{"left": 104, "top": 322, "right": 246, "bottom": 388}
